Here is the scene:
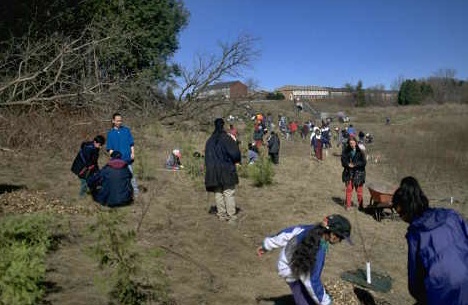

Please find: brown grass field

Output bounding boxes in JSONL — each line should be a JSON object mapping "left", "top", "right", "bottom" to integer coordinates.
{"left": 0, "top": 101, "right": 467, "bottom": 305}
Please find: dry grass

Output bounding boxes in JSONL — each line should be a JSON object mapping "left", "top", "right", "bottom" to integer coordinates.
{"left": 0, "top": 102, "right": 467, "bottom": 305}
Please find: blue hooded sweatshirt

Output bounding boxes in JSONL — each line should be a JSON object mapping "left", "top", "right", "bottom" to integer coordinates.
{"left": 406, "top": 208, "right": 468, "bottom": 305}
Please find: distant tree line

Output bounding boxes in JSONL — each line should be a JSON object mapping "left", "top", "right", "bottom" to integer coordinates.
{"left": 265, "top": 91, "right": 285, "bottom": 100}
{"left": 398, "top": 80, "right": 433, "bottom": 105}
{"left": 397, "top": 69, "right": 468, "bottom": 105}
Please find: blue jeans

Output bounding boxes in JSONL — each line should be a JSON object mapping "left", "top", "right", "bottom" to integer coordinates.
{"left": 288, "top": 281, "right": 315, "bottom": 305}
{"left": 79, "top": 178, "right": 88, "bottom": 197}
{"left": 127, "top": 164, "right": 139, "bottom": 195}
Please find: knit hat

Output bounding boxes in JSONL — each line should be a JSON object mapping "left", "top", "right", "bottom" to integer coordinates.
{"left": 322, "top": 214, "right": 352, "bottom": 244}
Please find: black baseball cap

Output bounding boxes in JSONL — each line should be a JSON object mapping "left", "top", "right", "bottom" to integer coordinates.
{"left": 322, "top": 214, "right": 352, "bottom": 244}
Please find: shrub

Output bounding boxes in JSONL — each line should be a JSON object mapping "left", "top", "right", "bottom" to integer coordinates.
{"left": 0, "top": 214, "right": 54, "bottom": 305}
{"left": 248, "top": 156, "right": 274, "bottom": 187}
{"left": 89, "top": 210, "right": 171, "bottom": 305}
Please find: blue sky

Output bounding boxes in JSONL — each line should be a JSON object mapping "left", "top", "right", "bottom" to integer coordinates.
{"left": 173, "top": 0, "right": 468, "bottom": 91}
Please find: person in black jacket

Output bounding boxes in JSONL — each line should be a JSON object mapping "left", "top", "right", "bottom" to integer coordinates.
{"left": 341, "top": 136, "right": 366, "bottom": 211}
{"left": 71, "top": 135, "right": 105, "bottom": 197}
{"left": 205, "top": 118, "right": 241, "bottom": 223}
{"left": 88, "top": 151, "right": 133, "bottom": 207}
{"left": 267, "top": 131, "right": 280, "bottom": 164}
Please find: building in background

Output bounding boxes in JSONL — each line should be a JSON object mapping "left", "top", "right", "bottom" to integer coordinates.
{"left": 276, "top": 85, "right": 397, "bottom": 104}
{"left": 276, "top": 85, "right": 331, "bottom": 101}
{"left": 198, "top": 81, "right": 248, "bottom": 100}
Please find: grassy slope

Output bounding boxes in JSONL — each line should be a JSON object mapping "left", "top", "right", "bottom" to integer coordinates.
{"left": 0, "top": 102, "right": 467, "bottom": 305}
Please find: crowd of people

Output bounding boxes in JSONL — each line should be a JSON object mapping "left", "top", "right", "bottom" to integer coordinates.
{"left": 71, "top": 111, "right": 467, "bottom": 305}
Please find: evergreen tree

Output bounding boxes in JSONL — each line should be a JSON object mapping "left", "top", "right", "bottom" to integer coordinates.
{"left": 356, "top": 80, "right": 365, "bottom": 106}
{"left": 398, "top": 79, "right": 424, "bottom": 105}
{"left": 0, "top": 0, "right": 189, "bottom": 82}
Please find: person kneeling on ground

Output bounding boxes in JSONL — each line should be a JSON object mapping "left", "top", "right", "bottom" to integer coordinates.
{"left": 248, "top": 142, "right": 259, "bottom": 164}
{"left": 88, "top": 151, "right": 133, "bottom": 207}
{"left": 257, "top": 214, "right": 352, "bottom": 305}
{"left": 166, "top": 149, "right": 183, "bottom": 170}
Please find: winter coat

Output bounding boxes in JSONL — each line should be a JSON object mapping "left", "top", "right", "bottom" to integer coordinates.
{"left": 71, "top": 141, "right": 100, "bottom": 178}
{"left": 106, "top": 126, "right": 134, "bottom": 164}
{"left": 261, "top": 225, "right": 332, "bottom": 305}
{"left": 406, "top": 208, "right": 468, "bottom": 305}
{"left": 253, "top": 124, "right": 264, "bottom": 141}
{"left": 267, "top": 133, "right": 280, "bottom": 154}
{"left": 89, "top": 159, "right": 133, "bottom": 206}
{"left": 204, "top": 131, "right": 241, "bottom": 192}
{"left": 341, "top": 146, "right": 366, "bottom": 186}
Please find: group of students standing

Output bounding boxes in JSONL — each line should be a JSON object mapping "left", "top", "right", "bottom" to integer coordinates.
{"left": 250, "top": 114, "right": 281, "bottom": 165}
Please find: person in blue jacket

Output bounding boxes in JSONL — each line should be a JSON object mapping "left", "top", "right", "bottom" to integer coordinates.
{"left": 106, "top": 112, "right": 139, "bottom": 195}
{"left": 257, "top": 214, "right": 352, "bottom": 305}
{"left": 392, "top": 176, "right": 468, "bottom": 305}
{"left": 88, "top": 151, "right": 133, "bottom": 207}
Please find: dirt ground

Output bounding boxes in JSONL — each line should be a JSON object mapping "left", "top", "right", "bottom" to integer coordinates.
{"left": 1, "top": 102, "right": 467, "bottom": 305}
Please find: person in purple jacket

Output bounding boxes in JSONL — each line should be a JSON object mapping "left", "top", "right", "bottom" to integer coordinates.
{"left": 256, "top": 214, "right": 352, "bottom": 305}
{"left": 392, "top": 176, "right": 468, "bottom": 305}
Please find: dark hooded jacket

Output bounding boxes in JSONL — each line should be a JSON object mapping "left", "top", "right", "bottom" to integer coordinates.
{"left": 406, "top": 208, "right": 468, "bottom": 305}
{"left": 71, "top": 141, "right": 100, "bottom": 178}
{"left": 88, "top": 158, "right": 133, "bottom": 206}
{"left": 267, "top": 132, "right": 280, "bottom": 154}
{"left": 341, "top": 145, "right": 366, "bottom": 186}
{"left": 204, "top": 120, "right": 241, "bottom": 192}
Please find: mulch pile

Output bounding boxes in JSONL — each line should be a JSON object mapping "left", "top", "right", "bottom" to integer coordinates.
{"left": 0, "top": 189, "right": 94, "bottom": 215}
{"left": 324, "top": 278, "right": 392, "bottom": 305}
{"left": 324, "top": 279, "right": 359, "bottom": 305}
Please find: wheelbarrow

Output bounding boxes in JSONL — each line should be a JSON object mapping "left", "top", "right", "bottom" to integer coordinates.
{"left": 366, "top": 183, "right": 397, "bottom": 222}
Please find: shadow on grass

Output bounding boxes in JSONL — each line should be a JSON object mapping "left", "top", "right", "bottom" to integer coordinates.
{"left": 256, "top": 294, "right": 295, "bottom": 305}
{"left": 0, "top": 183, "right": 26, "bottom": 195}
{"left": 40, "top": 281, "right": 63, "bottom": 305}
{"left": 353, "top": 287, "right": 377, "bottom": 305}
{"left": 256, "top": 287, "right": 384, "bottom": 305}
{"left": 331, "top": 196, "right": 344, "bottom": 207}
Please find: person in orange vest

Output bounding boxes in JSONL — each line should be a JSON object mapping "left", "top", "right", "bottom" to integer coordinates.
{"left": 253, "top": 121, "right": 264, "bottom": 149}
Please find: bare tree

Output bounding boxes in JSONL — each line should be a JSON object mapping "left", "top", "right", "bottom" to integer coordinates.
{"left": 244, "top": 77, "right": 260, "bottom": 96}
{"left": 428, "top": 68, "right": 458, "bottom": 102}
{"left": 0, "top": 28, "right": 113, "bottom": 108}
{"left": 177, "top": 34, "right": 260, "bottom": 101}
{"left": 390, "top": 74, "right": 405, "bottom": 91}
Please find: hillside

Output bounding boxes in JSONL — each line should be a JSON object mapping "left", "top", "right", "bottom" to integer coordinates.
{"left": 0, "top": 101, "right": 467, "bottom": 305}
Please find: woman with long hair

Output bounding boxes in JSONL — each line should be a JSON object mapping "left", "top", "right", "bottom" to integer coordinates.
{"left": 393, "top": 176, "right": 468, "bottom": 305}
{"left": 341, "top": 135, "right": 366, "bottom": 211}
{"left": 257, "top": 215, "right": 352, "bottom": 305}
